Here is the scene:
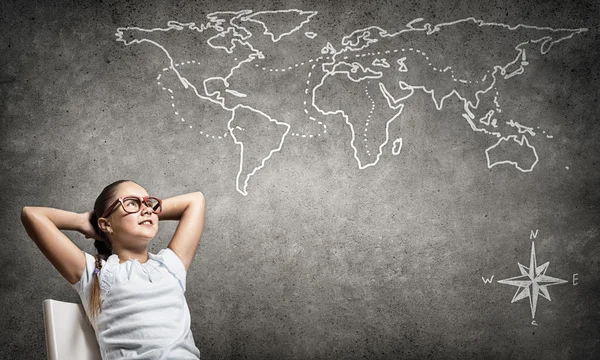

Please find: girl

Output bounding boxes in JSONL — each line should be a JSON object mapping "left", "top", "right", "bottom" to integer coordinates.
{"left": 21, "top": 179, "right": 206, "bottom": 359}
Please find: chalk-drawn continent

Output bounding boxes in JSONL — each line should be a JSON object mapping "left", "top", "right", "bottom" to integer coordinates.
{"left": 228, "top": 106, "right": 291, "bottom": 195}
{"left": 241, "top": 10, "right": 317, "bottom": 42}
{"left": 485, "top": 135, "right": 539, "bottom": 172}
{"left": 314, "top": 72, "right": 403, "bottom": 168}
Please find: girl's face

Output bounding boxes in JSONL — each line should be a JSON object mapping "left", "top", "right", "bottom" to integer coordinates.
{"left": 103, "top": 182, "right": 159, "bottom": 247}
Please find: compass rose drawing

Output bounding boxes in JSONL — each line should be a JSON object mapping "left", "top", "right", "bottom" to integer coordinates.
{"left": 497, "top": 241, "right": 568, "bottom": 319}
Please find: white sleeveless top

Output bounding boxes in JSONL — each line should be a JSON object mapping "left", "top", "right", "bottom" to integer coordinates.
{"left": 72, "top": 248, "right": 201, "bottom": 359}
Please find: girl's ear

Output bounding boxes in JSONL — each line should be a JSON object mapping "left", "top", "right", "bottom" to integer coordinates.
{"left": 98, "top": 218, "right": 112, "bottom": 234}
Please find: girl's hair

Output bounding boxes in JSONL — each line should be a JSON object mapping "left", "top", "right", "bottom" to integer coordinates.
{"left": 88, "top": 179, "right": 134, "bottom": 319}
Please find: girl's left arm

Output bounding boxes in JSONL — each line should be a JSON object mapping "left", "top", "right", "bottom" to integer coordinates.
{"left": 158, "top": 191, "right": 206, "bottom": 271}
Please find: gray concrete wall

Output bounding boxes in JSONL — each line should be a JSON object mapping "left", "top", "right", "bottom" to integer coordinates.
{"left": 1, "top": 0, "right": 598, "bottom": 358}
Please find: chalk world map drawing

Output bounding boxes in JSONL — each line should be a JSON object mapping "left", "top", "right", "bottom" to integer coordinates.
{"left": 115, "top": 9, "right": 587, "bottom": 196}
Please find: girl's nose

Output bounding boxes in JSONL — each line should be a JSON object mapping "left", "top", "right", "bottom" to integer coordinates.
{"left": 141, "top": 204, "right": 153, "bottom": 215}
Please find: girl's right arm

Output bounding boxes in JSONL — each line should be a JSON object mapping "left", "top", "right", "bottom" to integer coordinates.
{"left": 21, "top": 206, "right": 89, "bottom": 285}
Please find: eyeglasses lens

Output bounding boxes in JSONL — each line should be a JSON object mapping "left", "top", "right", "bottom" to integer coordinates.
{"left": 123, "top": 197, "right": 161, "bottom": 213}
{"left": 147, "top": 198, "right": 161, "bottom": 212}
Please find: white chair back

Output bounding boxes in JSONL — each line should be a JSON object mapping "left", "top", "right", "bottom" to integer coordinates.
{"left": 43, "top": 299, "right": 101, "bottom": 360}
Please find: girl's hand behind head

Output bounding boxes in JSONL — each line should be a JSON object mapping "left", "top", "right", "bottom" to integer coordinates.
{"left": 80, "top": 211, "right": 105, "bottom": 242}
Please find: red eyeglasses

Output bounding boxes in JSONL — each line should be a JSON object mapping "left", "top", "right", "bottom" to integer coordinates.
{"left": 101, "top": 196, "right": 163, "bottom": 219}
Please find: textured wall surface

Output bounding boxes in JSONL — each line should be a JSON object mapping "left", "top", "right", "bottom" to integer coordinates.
{"left": 1, "top": 0, "right": 599, "bottom": 358}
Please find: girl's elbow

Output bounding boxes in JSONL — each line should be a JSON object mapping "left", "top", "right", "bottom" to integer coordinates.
{"left": 21, "top": 206, "right": 34, "bottom": 224}
{"left": 21, "top": 206, "right": 44, "bottom": 230}
{"left": 194, "top": 191, "right": 205, "bottom": 200}
{"left": 193, "top": 192, "right": 206, "bottom": 207}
